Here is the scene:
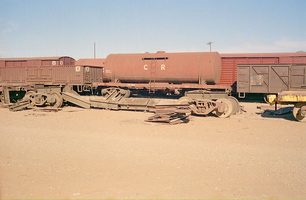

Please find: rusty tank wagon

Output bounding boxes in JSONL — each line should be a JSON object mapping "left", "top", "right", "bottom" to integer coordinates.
{"left": 99, "top": 51, "right": 230, "bottom": 95}
{"left": 89, "top": 51, "right": 240, "bottom": 118}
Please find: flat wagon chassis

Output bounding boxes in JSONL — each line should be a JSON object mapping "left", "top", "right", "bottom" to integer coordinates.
{"left": 266, "top": 91, "right": 306, "bottom": 121}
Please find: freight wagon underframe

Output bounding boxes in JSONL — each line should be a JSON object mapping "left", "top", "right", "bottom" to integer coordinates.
{"left": 97, "top": 81, "right": 232, "bottom": 97}
{"left": 1, "top": 83, "right": 240, "bottom": 120}
{"left": 0, "top": 84, "right": 100, "bottom": 109}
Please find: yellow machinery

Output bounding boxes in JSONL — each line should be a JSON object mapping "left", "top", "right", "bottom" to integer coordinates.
{"left": 267, "top": 91, "right": 306, "bottom": 121}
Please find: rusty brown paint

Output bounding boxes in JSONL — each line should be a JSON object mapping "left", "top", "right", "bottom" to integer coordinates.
{"left": 219, "top": 52, "right": 306, "bottom": 86}
{"left": 75, "top": 59, "right": 105, "bottom": 67}
{"left": 97, "top": 82, "right": 231, "bottom": 92}
{"left": 0, "top": 56, "right": 75, "bottom": 68}
{"left": 0, "top": 64, "right": 102, "bottom": 86}
{"left": 103, "top": 51, "right": 222, "bottom": 85}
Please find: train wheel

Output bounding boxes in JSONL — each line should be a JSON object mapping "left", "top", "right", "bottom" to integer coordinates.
{"left": 50, "top": 92, "right": 63, "bottom": 108}
{"left": 23, "top": 91, "right": 36, "bottom": 107}
{"left": 101, "top": 87, "right": 118, "bottom": 97}
{"left": 0, "top": 93, "right": 4, "bottom": 105}
{"left": 227, "top": 96, "right": 240, "bottom": 115}
{"left": 293, "top": 103, "right": 306, "bottom": 122}
{"left": 215, "top": 98, "right": 233, "bottom": 118}
{"left": 121, "top": 89, "right": 131, "bottom": 98}
{"left": 101, "top": 87, "right": 130, "bottom": 100}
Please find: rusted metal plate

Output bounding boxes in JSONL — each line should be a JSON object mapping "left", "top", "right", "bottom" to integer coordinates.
{"left": 52, "top": 65, "right": 102, "bottom": 85}
{"left": 146, "top": 104, "right": 191, "bottom": 124}
{"left": 61, "top": 92, "right": 91, "bottom": 109}
{"left": 0, "top": 57, "right": 75, "bottom": 67}
{"left": 59, "top": 57, "right": 75, "bottom": 65}
{"left": 75, "top": 59, "right": 105, "bottom": 67}
{"left": 0, "top": 57, "right": 77, "bottom": 84}
{"left": 26, "top": 65, "right": 81, "bottom": 84}
{"left": 117, "top": 98, "right": 151, "bottom": 111}
{"left": 8, "top": 99, "right": 31, "bottom": 111}
{"left": 278, "top": 91, "right": 306, "bottom": 102}
{"left": 85, "top": 67, "right": 103, "bottom": 84}
{"left": 97, "top": 82, "right": 231, "bottom": 92}
{"left": 290, "top": 65, "right": 306, "bottom": 89}
{"left": 90, "top": 96, "right": 179, "bottom": 112}
{"left": 52, "top": 66, "right": 84, "bottom": 84}
{"left": 279, "top": 56, "right": 306, "bottom": 64}
{"left": 0, "top": 62, "right": 100, "bottom": 85}
{"left": 221, "top": 52, "right": 306, "bottom": 58}
{"left": 0, "top": 67, "right": 26, "bottom": 83}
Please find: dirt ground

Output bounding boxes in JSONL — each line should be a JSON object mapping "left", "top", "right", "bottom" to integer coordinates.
{"left": 0, "top": 102, "right": 305, "bottom": 199}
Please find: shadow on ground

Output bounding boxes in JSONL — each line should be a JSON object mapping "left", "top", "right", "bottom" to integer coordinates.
{"left": 257, "top": 107, "right": 297, "bottom": 121}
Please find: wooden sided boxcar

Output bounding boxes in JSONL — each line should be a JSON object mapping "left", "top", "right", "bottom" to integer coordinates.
{"left": 219, "top": 53, "right": 306, "bottom": 90}
{"left": 0, "top": 56, "right": 103, "bottom": 108}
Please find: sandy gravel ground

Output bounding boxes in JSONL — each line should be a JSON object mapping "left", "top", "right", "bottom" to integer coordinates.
{"left": 0, "top": 102, "right": 306, "bottom": 199}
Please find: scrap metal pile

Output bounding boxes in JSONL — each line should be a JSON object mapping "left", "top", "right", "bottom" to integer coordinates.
{"left": 146, "top": 104, "right": 191, "bottom": 125}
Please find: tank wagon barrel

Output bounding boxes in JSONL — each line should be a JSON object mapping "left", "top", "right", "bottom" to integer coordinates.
{"left": 103, "top": 51, "right": 222, "bottom": 84}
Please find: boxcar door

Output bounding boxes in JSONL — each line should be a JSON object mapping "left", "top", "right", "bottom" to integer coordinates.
{"left": 84, "top": 66, "right": 91, "bottom": 83}
{"left": 26, "top": 66, "right": 39, "bottom": 83}
{"left": 249, "top": 65, "right": 269, "bottom": 93}
{"left": 237, "top": 65, "right": 251, "bottom": 93}
{"left": 39, "top": 66, "right": 52, "bottom": 83}
{"left": 290, "top": 65, "right": 306, "bottom": 89}
{"left": 26, "top": 66, "right": 52, "bottom": 84}
{"left": 269, "top": 65, "right": 289, "bottom": 93}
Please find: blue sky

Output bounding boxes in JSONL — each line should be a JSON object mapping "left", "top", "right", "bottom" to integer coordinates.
{"left": 0, "top": 0, "right": 306, "bottom": 59}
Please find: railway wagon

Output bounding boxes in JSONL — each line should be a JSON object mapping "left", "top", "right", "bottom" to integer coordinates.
{"left": 0, "top": 56, "right": 76, "bottom": 84}
{"left": 98, "top": 51, "right": 231, "bottom": 96}
{"left": 91, "top": 51, "right": 238, "bottom": 117}
{"left": 219, "top": 53, "right": 306, "bottom": 90}
{"left": 237, "top": 64, "right": 306, "bottom": 98}
{"left": 0, "top": 56, "right": 103, "bottom": 107}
